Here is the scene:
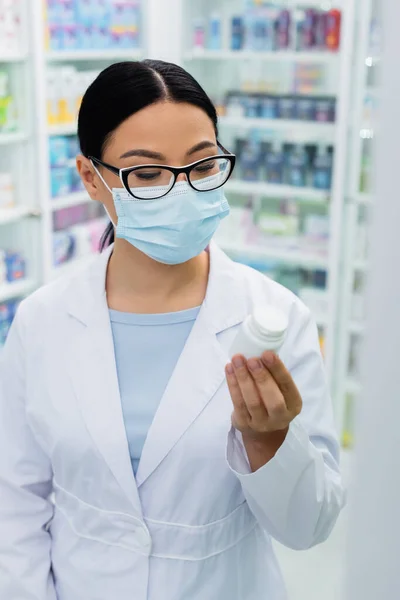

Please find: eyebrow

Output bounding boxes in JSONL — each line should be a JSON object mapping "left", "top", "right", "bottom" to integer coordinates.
{"left": 119, "top": 140, "right": 217, "bottom": 161}
{"left": 186, "top": 140, "right": 217, "bottom": 156}
{"left": 119, "top": 149, "right": 165, "bottom": 160}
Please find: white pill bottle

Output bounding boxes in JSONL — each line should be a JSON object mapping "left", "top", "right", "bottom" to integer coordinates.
{"left": 230, "top": 305, "right": 289, "bottom": 360}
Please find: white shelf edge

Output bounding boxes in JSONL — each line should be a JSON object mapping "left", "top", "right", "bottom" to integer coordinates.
{"left": 51, "top": 191, "right": 90, "bottom": 211}
{"left": 185, "top": 50, "right": 340, "bottom": 64}
{"left": 51, "top": 253, "right": 98, "bottom": 280}
{"left": 48, "top": 124, "right": 77, "bottom": 136}
{"left": 225, "top": 180, "right": 330, "bottom": 202}
{"left": 219, "top": 116, "right": 336, "bottom": 136}
{"left": 315, "top": 317, "right": 329, "bottom": 328}
{"left": 46, "top": 49, "right": 143, "bottom": 62}
{"left": 0, "top": 279, "right": 36, "bottom": 302}
{"left": 0, "top": 206, "right": 38, "bottom": 225}
{"left": 0, "top": 51, "right": 29, "bottom": 63}
{"left": 355, "top": 192, "right": 373, "bottom": 204}
{"left": 219, "top": 242, "right": 329, "bottom": 269}
{"left": 0, "top": 131, "right": 29, "bottom": 145}
{"left": 349, "top": 320, "right": 365, "bottom": 335}
{"left": 346, "top": 378, "right": 362, "bottom": 395}
{"left": 354, "top": 259, "right": 368, "bottom": 271}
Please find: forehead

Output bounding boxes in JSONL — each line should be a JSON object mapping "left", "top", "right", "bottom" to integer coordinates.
{"left": 104, "top": 101, "right": 216, "bottom": 158}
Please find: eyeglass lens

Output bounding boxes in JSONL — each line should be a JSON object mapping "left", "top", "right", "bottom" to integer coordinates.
{"left": 126, "top": 157, "right": 231, "bottom": 199}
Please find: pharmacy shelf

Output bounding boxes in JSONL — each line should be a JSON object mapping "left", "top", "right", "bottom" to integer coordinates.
{"left": 354, "top": 258, "right": 368, "bottom": 271}
{"left": 48, "top": 123, "right": 77, "bottom": 136}
{"left": 315, "top": 315, "right": 329, "bottom": 328}
{"left": 185, "top": 50, "right": 340, "bottom": 65}
{"left": 355, "top": 192, "right": 373, "bottom": 204}
{"left": 0, "top": 279, "right": 36, "bottom": 302}
{"left": 365, "top": 86, "right": 380, "bottom": 96}
{"left": 51, "top": 253, "right": 97, "bottom": 280}
{"left": 334, "top": 0, "right": 376, "bottom": 445}
{"left": 0, "top": 51, "right": 29, "bottom": 63}
{"left": 46, "top": 49, "right": 143, "bottom": 62}
{"left": 219, "top": 242, "right": 329, "bottom": 270}
{"left": 346, "top": 377, "right": 362, "bottom": 395}
{"left": 0, "top": 131, "right": 29, "bottom": 145}
{"left": 349, "top": 320, "right": 365, "bottom": 335}
{"left": 51, "top": 191, "right": 90, "bottom": 211}
{"left": 219, "top": 116, "right": 336, "bottom": 138}
{"left": 0, "top": 206, "right": 38, "bottom": 225}
{"left": 365, "top": 55, "right": 380, "bottom": 67}
{"left": 225, "top": 179, "right": 330, "bottom": 202}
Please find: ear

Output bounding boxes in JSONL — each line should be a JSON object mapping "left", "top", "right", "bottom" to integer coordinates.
{"left": 76, "top": 155, "right": 103, "bottom": 201}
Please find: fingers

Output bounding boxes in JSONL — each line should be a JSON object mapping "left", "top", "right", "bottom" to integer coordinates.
{"left": 230, "top": 356, "right": 268, "bottom": 426}
{"left": 247, "top": 357, "right": 288, "bottom": 423}
{"left": 226, "top": 353, "right": 302, "bottom": 435}
{"left": 225, "top": 355, "right": 268, "bottom": 431}
{"left": 261, "top": 352, "right": 302, "bottom": 416}
{"left": 225, "top": 363, "right": 250, "bottom": 429}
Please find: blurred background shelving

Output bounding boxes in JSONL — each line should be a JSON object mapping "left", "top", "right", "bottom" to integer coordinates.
{"left": 0, "top": 0, "right": 378, "bottom": 451}
{"left": 0, "top": 0, "right": 145, "bottom": 347}
{"left": 336, "top": 0, "right": 380, "bottom": 448}
{"left": 181, "top": 0, "right": 355, "bottom": 418}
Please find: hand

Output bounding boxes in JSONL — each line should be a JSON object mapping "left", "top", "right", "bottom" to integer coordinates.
{"left": 225, "top": 351, "right": 302, "bottom": 439}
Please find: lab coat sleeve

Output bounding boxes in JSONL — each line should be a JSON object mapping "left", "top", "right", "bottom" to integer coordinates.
{"left": 0, "top": 310, "right": 56, "bottom": 599}
{"left": 227, "top": 302, "right": 345, "bottom": 551}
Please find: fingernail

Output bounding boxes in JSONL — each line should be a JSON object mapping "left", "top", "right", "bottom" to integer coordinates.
{"left": 248, "top": 358, "right": 262, "bottom": 372}
{"left": 226, "top": 363, "right": 234, "bottom": 375}
{"left": 232, "top": 356, "right": 245, "bottom": 369}
{"left": 262, "top": 352, "right": 276, "bottom": 367}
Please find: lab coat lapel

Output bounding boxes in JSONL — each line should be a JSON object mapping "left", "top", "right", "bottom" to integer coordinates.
{"left": 136, "top": 243, "right": 248, "bottom": 487}
{"left": 65, "top": 248, "right": 141, "bottom": 512}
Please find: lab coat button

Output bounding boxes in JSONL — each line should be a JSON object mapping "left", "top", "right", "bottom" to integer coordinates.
{"left": 136, "top": 526, "right": 152, "bottom": 550}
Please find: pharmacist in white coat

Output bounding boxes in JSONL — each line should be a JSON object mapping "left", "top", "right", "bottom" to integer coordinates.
{"left": 0, "top": 60, "right": 344, "bottom": 600}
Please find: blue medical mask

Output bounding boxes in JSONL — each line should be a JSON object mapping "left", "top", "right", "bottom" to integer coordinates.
{"left": 108, "top": 178, "right": 230, "bottom": 265}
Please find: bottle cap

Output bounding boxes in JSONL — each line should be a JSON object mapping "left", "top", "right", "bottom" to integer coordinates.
{"left": 252, "top": 305, "right": 288, "bottom": 341}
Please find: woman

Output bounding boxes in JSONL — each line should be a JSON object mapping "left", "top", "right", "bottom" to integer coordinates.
{"left": 0, "top": 61, "right": 344, "bottom": 600}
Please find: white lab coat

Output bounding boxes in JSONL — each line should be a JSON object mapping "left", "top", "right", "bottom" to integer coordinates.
{"left": 0, "top": 242, "right": 344, "bottom": 600}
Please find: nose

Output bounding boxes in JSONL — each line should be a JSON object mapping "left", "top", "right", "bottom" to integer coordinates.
{"left": 176, "top": 173, "right": 188, "bottom": 183}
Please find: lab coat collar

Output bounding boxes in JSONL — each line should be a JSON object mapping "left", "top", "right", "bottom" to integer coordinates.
{"left": 65, "top": 242, "right": 248, "bottom": 496}
{"left": 66, "top": 242, "right": 247, "bottom": 334}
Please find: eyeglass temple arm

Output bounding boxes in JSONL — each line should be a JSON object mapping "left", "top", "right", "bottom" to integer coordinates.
{"left": 89, "top": 156, "right": 120, "bottom": 176}
{"left": 217, "top": 141, "right": 234, "bottom": 156}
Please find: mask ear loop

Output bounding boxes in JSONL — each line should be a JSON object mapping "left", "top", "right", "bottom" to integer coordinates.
{"left": 90, "top": 159, "right": 117, "bottom": 227}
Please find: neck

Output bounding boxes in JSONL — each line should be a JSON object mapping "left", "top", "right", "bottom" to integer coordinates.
{"left": 106, "top": 238, "right": 210, "bottom": 314}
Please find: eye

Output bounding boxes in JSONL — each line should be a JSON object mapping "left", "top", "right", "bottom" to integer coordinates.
{"left": 193, "top": 160, "right": 217, "bottom": 174}
{"left": 133, "top": 170, "right": 162, "bottom": 181}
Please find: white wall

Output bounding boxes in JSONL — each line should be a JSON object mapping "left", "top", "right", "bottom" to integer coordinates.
{"left": 345, "top": 0, "right": 400, "bottom": 597}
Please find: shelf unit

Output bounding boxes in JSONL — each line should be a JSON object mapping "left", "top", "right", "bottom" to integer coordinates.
{"left": 46, "top": 49, "right": 143, "bottom": 62}
{"left": 50, "top": 191, "right": 90, "bottom": 212}
{"left": 336, "top": 0, "right": 379, "bottom": 444}
{"left": 0, "top": 1, "right": 147, "bottom": 342}
{"left": 0, "top": 1, "right": 42, "bottom": 311}
{"left": 219, "top": 115, "right": 336, "bottom": 139}
{"left": 0, "top": 279, "right": 36, "bottom": 303}
{"left": 50, "top": 253, "right": 97, "bottom": 280}
{"left": 28, "top": 3, "right": 146, "bottom": 284}
{"left": 218, "top": 242, "right": 329, "bottom": 270}
{"left": 225, "top": 179, "right": 330, "bottom": 202}
{"left": 185, "top": 50, "right": 340, "bottom": 65}
{"left": 0, "top": 206, "right": 39, "bottom": 224}
{"left": 48, "top": 124, "right": 77, "bottom": 136}
{"left": 0, "top": 51, "right": 29, "bottom": 63}
{"left": 0, "top": 131, "right": 29, "bottom": 145}
{"left": 182, "top": 0, "right": 356, "bottom": 395}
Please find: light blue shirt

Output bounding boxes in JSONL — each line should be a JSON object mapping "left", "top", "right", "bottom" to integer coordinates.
{"left": 109, "top": 306, "right": 200, "bottom": 476}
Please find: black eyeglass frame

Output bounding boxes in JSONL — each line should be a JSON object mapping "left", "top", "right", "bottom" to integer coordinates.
{"left": 89, "top": 141, "right": 236, "bottom": 200}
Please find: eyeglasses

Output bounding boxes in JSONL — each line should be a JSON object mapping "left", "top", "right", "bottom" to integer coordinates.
{"left": 89, "top": 142, "right": 236, "bottom": 200}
